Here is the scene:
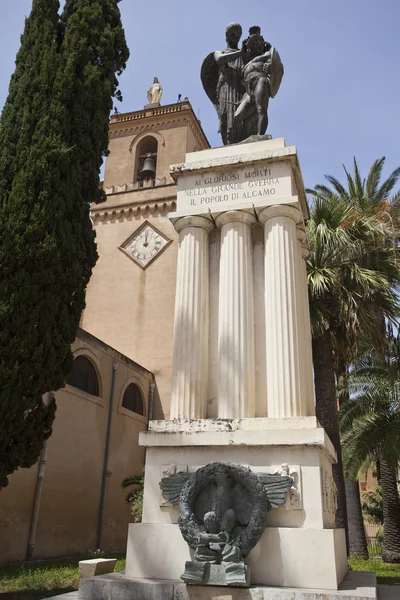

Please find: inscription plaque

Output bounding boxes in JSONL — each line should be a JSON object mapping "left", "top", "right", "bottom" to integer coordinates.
{"left": 176, "top": 160, "right": 293, "bottom": 213}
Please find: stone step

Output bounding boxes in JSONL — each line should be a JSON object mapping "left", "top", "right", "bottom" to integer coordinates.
{"left": 378, "top": 585, "right": 400, "bottom": 600}
{"left": 79, "top": 570, "right": 377, "bottom": 600}
{"left": 41, "top": 593, "right": 78, "bottom": 600}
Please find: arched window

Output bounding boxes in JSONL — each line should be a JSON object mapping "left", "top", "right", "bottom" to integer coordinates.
{"left": 122, "top": 383, "right": 145, "bottom": 416}
{"left": 66, "top": 355, "right": 100, "bottom": 396}
{"left": 134, "top": 136, "right": 158, "bottom": 187}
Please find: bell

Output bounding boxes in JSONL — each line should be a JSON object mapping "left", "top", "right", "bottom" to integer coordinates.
{"left": 140, "top": 155, "right": 156, "bottom": 180}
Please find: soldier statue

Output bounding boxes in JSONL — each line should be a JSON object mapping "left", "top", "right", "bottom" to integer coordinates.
{"left": 201, "top": 25, "right": 283, "bottom": 145}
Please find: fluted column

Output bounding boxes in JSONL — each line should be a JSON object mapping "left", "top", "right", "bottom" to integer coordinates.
{"left": 170, "top": 215, "right": 214, "bottom": 420}
{"left": 216, "top": 210, "right": 256, "bottom": 419}
{"left": 296, "top": 227, "right": 315, "bottom": 416}
{"left": 259, "top": 204, "right": 312, "bottom": 418}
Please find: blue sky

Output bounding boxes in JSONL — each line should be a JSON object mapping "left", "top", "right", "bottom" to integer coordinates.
{"left": 0, "top": 0, "right": 399, "bottom": 189}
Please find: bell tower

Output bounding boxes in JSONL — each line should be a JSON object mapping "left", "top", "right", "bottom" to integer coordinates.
{"left": 81, "top": 96, "right": 209, "bottom": 418}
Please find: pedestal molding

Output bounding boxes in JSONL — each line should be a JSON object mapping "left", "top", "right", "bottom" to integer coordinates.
{"left": 149, "top": 416, "right": 319, "bottom": 433}
{"left": 138, "top": 427, "right": 337, "bottom": 461}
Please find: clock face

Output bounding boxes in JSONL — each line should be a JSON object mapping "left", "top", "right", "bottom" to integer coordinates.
{"left": 121, "top": 223, "right": 170, "bottom": 268}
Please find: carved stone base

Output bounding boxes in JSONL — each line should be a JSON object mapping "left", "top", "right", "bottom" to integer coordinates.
{"left": 135, "top": 421, "right": 347, "bottom": 589}
{"left": 182, "top": 561, "right": 250, "bottom": 587}
{"left": 126, "top": 523, "right": 347, "bottom": 590}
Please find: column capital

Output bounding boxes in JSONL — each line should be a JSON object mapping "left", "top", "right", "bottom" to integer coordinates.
{"left": 215, "top": 210, "right": 257, "bottom": 229}
{"left": 258, "top": 204, "right": 302, "bottom": 225}
{"left": 296, "top": 226, "right": 311, "bottom": 260}
{"left": 173, "top": 214, "right": 214, "bottom": 234}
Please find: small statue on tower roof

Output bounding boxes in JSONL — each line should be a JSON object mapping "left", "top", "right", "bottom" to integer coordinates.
{"left": 145, "top": 77, "right": 163, "bottom": 108}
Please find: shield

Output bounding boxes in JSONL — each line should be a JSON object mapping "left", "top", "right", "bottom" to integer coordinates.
{"left": 269, "top": 47, "right": 284, "bottom": 98}
{"left": 200, "top": 52, "right": 220, "bottom": 116}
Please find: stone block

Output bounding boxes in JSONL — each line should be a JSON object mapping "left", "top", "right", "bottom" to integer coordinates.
{"left": 79, "top": 558, "right": 117, "bottom": 579}
{"left": 79, "top": 572, "right": 176, "bottom": 600}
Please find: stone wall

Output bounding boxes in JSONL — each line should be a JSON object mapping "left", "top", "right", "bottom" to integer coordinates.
{"left": 0, "top": 329, "right": 154, "bottom": 563}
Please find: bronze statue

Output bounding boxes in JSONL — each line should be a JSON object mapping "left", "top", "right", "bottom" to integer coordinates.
{"left": 201, "top": 25, "right": 283, "bottom": 145}
{"left": 160, "top": 462, "right": 293, "bottom": 587}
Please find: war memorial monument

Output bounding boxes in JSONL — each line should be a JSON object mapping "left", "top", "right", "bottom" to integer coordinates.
{"left": 79, "top": 22, "right": 375, "bottom": 600}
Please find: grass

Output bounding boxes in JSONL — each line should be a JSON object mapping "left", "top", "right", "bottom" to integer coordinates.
{"left": 2, "top": 553, "right": 399, "bottom": 597}
{"left": 349, "top": 556, "right": 400, "bottom": 586}
{"left": 0, "top": 554, "right": 126, "bottom": 600}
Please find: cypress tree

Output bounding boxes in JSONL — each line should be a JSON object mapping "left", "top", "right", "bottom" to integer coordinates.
{"left": 0, "top": 0, "right": 129, "bottom": 488}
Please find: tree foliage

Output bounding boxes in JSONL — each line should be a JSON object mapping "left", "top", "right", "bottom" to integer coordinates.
{"left": 340, "top": 331, "right": 400, "bottom": 479}
{"left": 362, "top": 486, "right": 384, "bottom": 526}
{"left": 121, "top": 476, "right": 144, "bottom": 523}
{"left": 306, "top": 157, "right": 400, "bottom": 541}
{"left": 0, "top": 0, "right": 129, "bottom": 487}
{"left": 340, "top": 330, "right": 400, "bottom": 562}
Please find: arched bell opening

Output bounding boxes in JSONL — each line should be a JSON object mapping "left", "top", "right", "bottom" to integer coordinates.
{"left": 134, "top": 135, "right": 158, "bottom": 188}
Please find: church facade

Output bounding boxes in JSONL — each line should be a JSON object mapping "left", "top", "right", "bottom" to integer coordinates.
{"left": 81, "top": 100, "right": 209, "bottom": 420}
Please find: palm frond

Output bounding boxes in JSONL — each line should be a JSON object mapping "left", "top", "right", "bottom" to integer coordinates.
{"left": 365, "top": 158, "right": 385, "bottom": 205}
{"left": 343, "top": 164, "right": 357, "bottom": 201}
{"left": 375, "top": 165, "right": 400, "bottom": 202}
{"left": 323, "top": 175, "right": 349, "bottom": 200}
{"left": 352, "top": 157, "right": 365, "bottom": 208}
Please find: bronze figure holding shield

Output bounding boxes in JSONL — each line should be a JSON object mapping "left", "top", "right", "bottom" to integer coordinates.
{"left": 201, "top": 25, "right": 283, "bottom": 145}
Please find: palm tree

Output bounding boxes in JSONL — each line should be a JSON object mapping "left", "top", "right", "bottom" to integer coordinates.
{"left": 340, "top": 331, "right": 400, "bottom": 562}
{"left": 306, "top": 158, "right": 400, "bottom": 551}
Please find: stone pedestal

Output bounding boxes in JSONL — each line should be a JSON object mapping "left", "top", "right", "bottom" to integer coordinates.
{"left": 94, "top": 138, "right": 349, "bottom": 598}
{"left": 133, "top": 417, "right": 346, "bottom": 590}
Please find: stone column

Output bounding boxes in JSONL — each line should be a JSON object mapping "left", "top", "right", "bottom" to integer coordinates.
{"left": 259, "top": 204, "right": 312, "bottom": 418}
{"left": 296, "top": 227, "right": 315, "bottom": 416}
{"left": 216, "top": 210, "right": 256, "bottom": 419}
{"left": 170, "top": 215, "right": 214, "bottom": 420}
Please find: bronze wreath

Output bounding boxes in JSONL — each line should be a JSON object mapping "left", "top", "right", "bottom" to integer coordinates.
{"left": 177, "top": 462, "right": 270, "bottom": 557}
